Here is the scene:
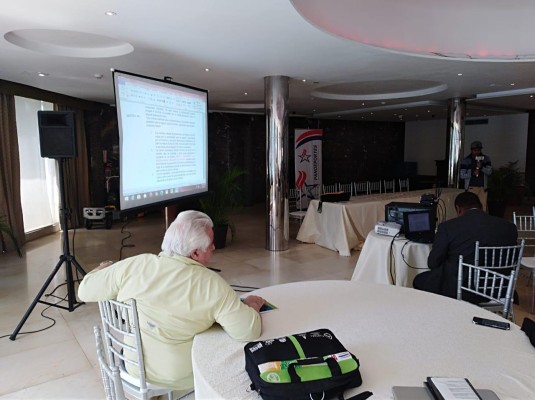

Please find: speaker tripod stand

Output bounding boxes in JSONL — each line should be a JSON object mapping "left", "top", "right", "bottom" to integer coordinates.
{"left": 10, "top": 158, "right": 87, "bottom": 341}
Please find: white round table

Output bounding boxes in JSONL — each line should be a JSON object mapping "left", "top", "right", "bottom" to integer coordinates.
{"left": 192, "top": 281, "right": 535, "bottom": 400}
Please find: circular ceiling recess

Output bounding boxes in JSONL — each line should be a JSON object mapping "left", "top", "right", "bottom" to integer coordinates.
{"left": 291, "top": 0, "right": 535, "bottom": 61}
{"left": 4, "top": 29, "right": 133, "bottom": 58}
{"left": 313, "top": 80, "right": 447, "bottom": 101}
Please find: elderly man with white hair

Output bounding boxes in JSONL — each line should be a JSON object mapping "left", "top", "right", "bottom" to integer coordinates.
{"left": 78, "top": 210, "right": 264, "bottom": 393}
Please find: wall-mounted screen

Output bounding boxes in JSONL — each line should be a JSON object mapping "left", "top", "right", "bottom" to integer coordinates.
{"left": 112, "top": 70, "right": 208, "bottom": 212}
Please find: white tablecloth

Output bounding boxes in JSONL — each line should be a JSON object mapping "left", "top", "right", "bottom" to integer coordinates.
{"left": 351, "top": 230, "right": 431, "bottom": 286}
{"left": 192, "top": 281, "right": 535, "bottom": 400}
{"left": 296, "top": 188, "right": 461, "bottom": 256}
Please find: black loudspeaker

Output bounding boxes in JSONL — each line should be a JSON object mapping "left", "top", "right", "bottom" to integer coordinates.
{"left": 37, "top": 111, "right": 77, "bottom": 158}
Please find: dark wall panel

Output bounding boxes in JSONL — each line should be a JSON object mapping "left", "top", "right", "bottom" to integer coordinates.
{"left": 83, "top": 109, "right": 405, "bottom": 208}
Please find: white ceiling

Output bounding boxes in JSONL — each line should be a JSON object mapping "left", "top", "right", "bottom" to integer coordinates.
{"left": 2, "top": 0, "right": 535, "bottom": 122}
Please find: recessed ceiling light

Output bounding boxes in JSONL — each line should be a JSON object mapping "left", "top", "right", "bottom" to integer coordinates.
{"left": 204, "top": 68, "right": 210, "bottom": 72}
{"left": 457, "top": 73, "right": 463, "bottom": 76}
{"left": 302, "top": 79, "right": 307, "bottom": 83}
{"left": 93, "top": 73, "right": 103, "bottom": 79}
{"left": 244, "top": 92, "right": 248, "bottom": 96}
{"left": 530, "top": 95, "right": 534, "bottom": 98}
{"left": 104, "top": 11, "right": 117, "bottom": 16}
{"left": 381, "top": 101, "right": 386, "bottom": 105}
{"left": 37, "top": 72, "right": 49, "bottom": 77}
{"left": 510, "top": 83, "right": 516, "bottom": 86}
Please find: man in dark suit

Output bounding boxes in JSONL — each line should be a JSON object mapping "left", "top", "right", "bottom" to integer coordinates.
{"left": 413, "top": 191, "right": 518, "bottom": 301}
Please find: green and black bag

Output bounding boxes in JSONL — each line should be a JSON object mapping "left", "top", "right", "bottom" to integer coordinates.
{"left": 244, "top": 328, "right": 371, "bottom": 400}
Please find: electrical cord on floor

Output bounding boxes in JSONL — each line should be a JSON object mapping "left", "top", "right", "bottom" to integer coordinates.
{"left": 0, "top": 290, "right": 70, "bottom": 340}
{"left": 119, "top": 218, "right": 135, "bottom": 260}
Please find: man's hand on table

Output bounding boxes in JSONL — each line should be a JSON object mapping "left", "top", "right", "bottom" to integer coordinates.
{"left": 243, "top": 295, "right": 266, "bottom": 313}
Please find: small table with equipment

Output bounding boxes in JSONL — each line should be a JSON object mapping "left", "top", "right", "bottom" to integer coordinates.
{"left": 351, "top": 230, "right": 432, "bottom": 287}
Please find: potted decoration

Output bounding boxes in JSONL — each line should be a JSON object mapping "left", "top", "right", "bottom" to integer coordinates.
{"left": 487, "top": 161, "right": 523, "bottom": 217}
{"left": 199, "top": 167, "right": 247, "bottom": 249}
{"left": 0, "top": 213, "right": 22, "bottom": 257}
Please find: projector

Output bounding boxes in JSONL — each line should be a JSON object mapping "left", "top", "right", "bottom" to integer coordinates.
{"left": 374, "top": 221, "right": 401, "bottom": 237}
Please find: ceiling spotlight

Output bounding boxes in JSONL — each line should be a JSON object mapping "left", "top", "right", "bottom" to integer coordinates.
{"left": 244, "top": 92, "right": 248, "bottom": 96}
{"left": 302, "top": 79, "right": 307, "bottom": 83}
{"left": 37, "top": 72, "right": 49, "bottom": 77}
{"left": 104, "top": 11, "right": 117, "bottom": 16}
{"left": 510, "top": 83, "right": 516, "bottom": 86}
{"left": 361, "top": 102, "right": 365, "bottom": 106}
{"left": 530, "top": 95, "right": 534, "bottom": 98}
{"left": 457, "top": 73, "right": 463, "bottom": 76}
{"left": 204, "top": 68, "right": 210, "bottom": 72}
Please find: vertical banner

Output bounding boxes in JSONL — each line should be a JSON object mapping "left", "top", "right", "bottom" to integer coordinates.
{"left": 294, "top": 129, "right": 322, "bottom": 206}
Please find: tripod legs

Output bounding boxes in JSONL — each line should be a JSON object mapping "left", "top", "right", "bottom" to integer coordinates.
{"left": 9, "top": 254, "right": 86, "bottom": 341}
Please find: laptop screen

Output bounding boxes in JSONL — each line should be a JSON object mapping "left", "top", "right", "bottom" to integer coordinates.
{"left": 403, "top": 210, "right": 436, "bottom": 243}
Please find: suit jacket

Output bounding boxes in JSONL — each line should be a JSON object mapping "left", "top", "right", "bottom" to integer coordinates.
{"left": 426, "top": 208, "right": 518, "bottom": 299}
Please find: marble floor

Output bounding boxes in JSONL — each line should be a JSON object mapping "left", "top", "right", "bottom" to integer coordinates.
{"left": 0, "top": 204, "right": 532, "bottom": 399}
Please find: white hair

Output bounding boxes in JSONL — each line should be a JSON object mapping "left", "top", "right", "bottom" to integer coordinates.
{"left": 161, "top": 210, "right": 213, "bottom": 257}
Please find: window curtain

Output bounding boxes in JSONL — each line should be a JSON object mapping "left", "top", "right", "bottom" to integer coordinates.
{"left": 55, "top": 105, "right": 90, "bottom": 229}
{"left": 0, "top": 92, "right": 25, "bottom": 250}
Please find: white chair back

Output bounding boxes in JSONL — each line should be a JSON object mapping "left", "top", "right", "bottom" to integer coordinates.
{"left": 98, "top": 299, "right": 174, "bottom": 400}
{"left": 322, "top": 183, "right": 338, "bottom": 193}
{"left": 94, "top": 325, "right": 126, "bottom": 400}
{"left": 512, "top": 212, "right": 535, "bottom": 312}
{"left": 383, "top": 179, "right": 395, "bottom": 193}
{"left": 457, "top": 258, "right": 516, "bottom": 320}
{"left": 353, "top": 181, "right": 369, "bottom": 195}
{"left": 289, "top": 187, "right": 307, "bottom": 224}
{"left": 398, "top": 178, "right": 410, "bottom": 192}
{"left": 513, "top": 212, "right": 535, "bottom": 256}
{"left": 457, "top": 240, "right": 524, "bottom": 320}
{"left": 368, "top": 180, "right": 382, "bottom": 194}
{"left": 338, "top": 183, "right": 353, "bottom": 196}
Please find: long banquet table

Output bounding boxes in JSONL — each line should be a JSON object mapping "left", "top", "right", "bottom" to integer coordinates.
{"left": 351, "top": 230, "right": 432, "bottom": 286}
{"left": 192, "top": 281, "right": 535, "bottom": 400}
{"left": 297, "top": 188, "right": 461, "bottom": 256}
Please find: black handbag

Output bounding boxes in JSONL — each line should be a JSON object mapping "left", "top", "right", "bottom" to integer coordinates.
{"left": 244, "top": 328, "right": 370, "bottom": 400}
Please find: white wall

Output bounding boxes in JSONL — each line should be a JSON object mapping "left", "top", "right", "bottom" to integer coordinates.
{"left": 405, "top": 113, "right": 529, "bottom": 176}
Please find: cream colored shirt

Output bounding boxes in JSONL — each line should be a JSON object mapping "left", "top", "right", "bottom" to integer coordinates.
{"left": 78, "top": 252, "right": 261, "bottom": 390}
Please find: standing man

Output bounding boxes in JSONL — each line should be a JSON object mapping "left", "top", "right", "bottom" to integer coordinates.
{"left": 413, "top": 192, "right": 518, "bottom": 301}
{"left": 78, "top": 210, "right": 264, "bottom": 393}
{"left": 460, "top": 140, "right": 492, "bottom": 211}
